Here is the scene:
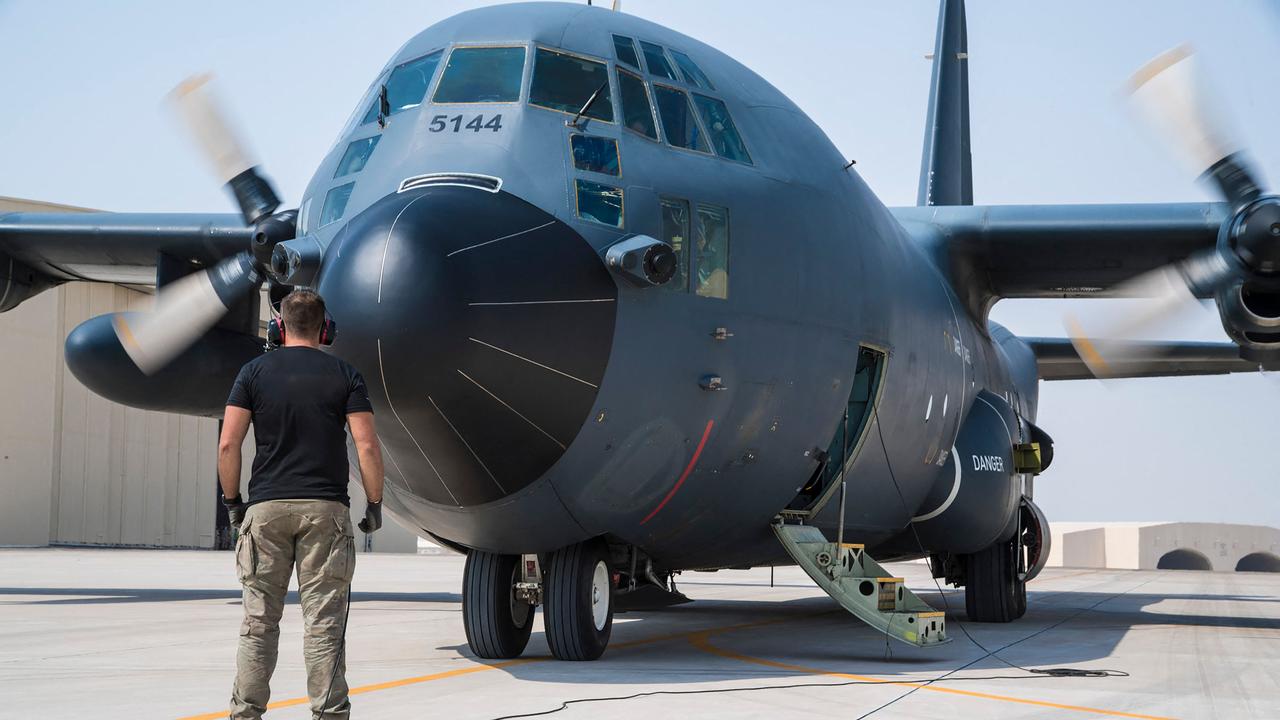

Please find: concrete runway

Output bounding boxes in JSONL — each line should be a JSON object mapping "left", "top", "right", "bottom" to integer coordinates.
{"left": 1, "top": 548, "right": 1277, "bottom": 719}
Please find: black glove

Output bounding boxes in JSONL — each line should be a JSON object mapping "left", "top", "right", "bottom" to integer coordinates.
{"left": 224, "top": 494, "right": 246, "bottom": 531}
{"left": 358, "top": 500, "right": 383, "bottom": 533}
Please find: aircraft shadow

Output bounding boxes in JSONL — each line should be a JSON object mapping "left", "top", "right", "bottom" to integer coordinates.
{"left": 451, "top": 586, "right": 1279, "bottom": 686}
{"left": 0, "top": 586, "right": 460, "bottom": 605}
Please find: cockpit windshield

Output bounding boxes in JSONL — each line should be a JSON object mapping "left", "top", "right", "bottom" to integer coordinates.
{"left": 361, "top": 51, "right": 443, "bottom": 124}
{"left": 433, "top": 46, "right": 526, "bottom": 104}
{"left": 530, "top": 48, "right": 612, "bottom": 121}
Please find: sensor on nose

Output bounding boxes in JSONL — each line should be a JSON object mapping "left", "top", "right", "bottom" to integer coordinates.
{"left": 605, "top": 235, "right": 677, "bottom": 287}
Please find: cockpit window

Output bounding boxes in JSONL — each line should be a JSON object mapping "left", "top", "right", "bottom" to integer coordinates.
{"left": 361, "top": 51, "right": 443, "bottom": 125}
{"left": 530, "top": 48, "right": 613, "bottom": 122}
{"left": 334, "top": 136, "right": 381, "bottom": 178}
{"left": 613, "top": 35, "right": 640, "bottom": 69}
{"left": 616, "top": 68, "right": 657, "bottom": 140}
{"left": 653, "top": 85, "right": 709, "bottom": 153}
{"left": 571, "top": 134, "right": 620, "bottom": 176}
{"left": 669, "top": 50, "right": 714, "bottom": 91}
{"left": 691, "top": 95, "right": 751, "bottom": 164}
{"left": 639, "top": 41, "right": 677, "bottom": 80}
{"left": 575, "top": 180, "right": 623, "bottom": 228}
{"left": 319, "top": 182, "right": 355, "bottom": 227}
{"left": 433, "top": 46, "right": 526, "bottom": 104}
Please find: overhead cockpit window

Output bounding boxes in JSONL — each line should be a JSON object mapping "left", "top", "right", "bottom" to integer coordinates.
{"left": 319, "top": 182, "right": 355, "bottom": 227}
{"left": 571, "top": 135, "right": 620, "bottom": 176}
{"left": 653, "top": 85, "right": 709, "bottom": 153}
{"left": 659, "top": 197, "right": 689, "bottom": 292}
{"left": 695, "top": 204, "right": 729, "bottom": 299}
{"left": 575, "top": 179, "right": 623, "bottom": 228}
{"left": 612, "top": 34, "right": 640, "bottom": 69}
{"left": 334, "top": 136, "right": 381, "bottom": 178}
{"left": 433, "top": 46, "right": 526, "bottom": 104}
{"left": 639, "top": 41, "right": 677, "bottom": 80}
{"left": 669, "top": 50, "right": 714, "bottom": 91}
{"left": 530, "top": 48, "right": 613, "bottom": 121}
{"left": 361, "top": 50, "right": 443, "bottom": 125}
{"left": 692, "top": 95, "right": 751, "bottom": 164}
{"left": 616, "top": 69, "right": 657, "bottom": 140}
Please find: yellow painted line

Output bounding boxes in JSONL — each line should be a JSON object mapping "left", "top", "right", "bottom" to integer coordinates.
{"left": 176, "top": 615, "right": 796, "bottom": 720}
{"left": 687, "top": 631, "right": 1173, "bottom": 720}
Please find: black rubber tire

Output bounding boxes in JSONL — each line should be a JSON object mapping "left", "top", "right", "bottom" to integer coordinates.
{"left": 462, "top": 550, "right": 534, "bottom": 659}
{"left": 543, "top": 540, "right": 614, "bottom": 661}
{"left": 963, "top": 537, "right": 1026, "bottom": 623}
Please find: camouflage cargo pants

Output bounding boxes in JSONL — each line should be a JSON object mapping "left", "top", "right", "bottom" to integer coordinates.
{"left": 231, "top": 499, "right": 356, "bottom": 720}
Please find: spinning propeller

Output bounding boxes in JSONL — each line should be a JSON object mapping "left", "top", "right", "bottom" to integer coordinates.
{"left": 1067, "top": 45, "right": 1280, "bottom": 376}
{"left": 114, "top": 75, "right": 294, "bottom": 375}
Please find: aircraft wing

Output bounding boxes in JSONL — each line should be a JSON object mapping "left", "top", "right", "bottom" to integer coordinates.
{"left": 892, "top": 202, "right": 1229, "bottom": 307}
{"left": 0, "top": 210, "right": 252, "bottom": 311}
{"left": 1025, "top": 337, "right": 1274, "bottom": 381}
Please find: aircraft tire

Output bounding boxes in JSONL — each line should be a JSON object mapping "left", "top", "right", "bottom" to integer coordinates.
{"left": 544, "top": 540, "right": 614, "bottom": 661}
{"left": 963, "top": 536, "right": 1026, "bottom": 623}
{"left": 462, "top": 550, "right": 534, "bottom": 659}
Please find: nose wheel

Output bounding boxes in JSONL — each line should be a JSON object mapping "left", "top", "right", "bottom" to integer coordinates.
{"left": 544, "top": 540, "right": 614, "bottom": 661}
{"left": 462, "top": 551, "right": 534, "bottom": 659}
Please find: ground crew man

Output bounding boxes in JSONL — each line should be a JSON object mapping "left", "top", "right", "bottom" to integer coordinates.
{"left": 217, "top": 288, "right": 384, "bottom": 720}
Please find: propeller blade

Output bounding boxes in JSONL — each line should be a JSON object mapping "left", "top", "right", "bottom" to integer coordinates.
{"left": 113, "top": 252, "right": 262, "bottom": 375}
{"left": 1127, "top": 45, "right": 1261, "bottom": 206}
{"left": 168, "top": 74, "right": 281, "bottom": 224}
{"left": 1065, "top": 249, "right": 1234, "bottom": 378}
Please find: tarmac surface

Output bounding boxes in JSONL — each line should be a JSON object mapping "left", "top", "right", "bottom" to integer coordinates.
{"left": 1, "top": 547, "right": 1278, "bottom": 719}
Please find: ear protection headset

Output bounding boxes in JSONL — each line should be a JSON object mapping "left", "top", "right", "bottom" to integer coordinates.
{"left": 267, "top": 313, "right": 337, "bottom": 347}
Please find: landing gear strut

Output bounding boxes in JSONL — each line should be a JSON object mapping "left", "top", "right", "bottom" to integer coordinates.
{"left": 462, "top": 551, "right": 534, "bottom": 659}
{"left": 544, "top": 540, "right": 614, "bottom": 660}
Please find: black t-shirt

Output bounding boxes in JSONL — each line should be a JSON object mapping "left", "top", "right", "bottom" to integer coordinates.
{"left": 227, "top": 347, "right": 374, "bottom": 507}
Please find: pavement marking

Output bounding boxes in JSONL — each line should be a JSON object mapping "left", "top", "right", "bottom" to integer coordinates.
{"left": 176, "top": 615, "right": 794, "bottom": 720}
{"left": 687, "top": 631, "right": 1174, "bottom": 720}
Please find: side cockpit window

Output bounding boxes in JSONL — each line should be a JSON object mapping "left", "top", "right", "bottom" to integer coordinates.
{"left": 692, "top": 95, "right": 750, "bottom": 164}
{"left": 653, "top": 85, "right": 709, "bottom": 153}
{"left": 612, "top": 34, "right": 640, "bottom": 69}
{"left": 319, "top": 183, "right": 355, "bottom": 227}
{"left": 616, "top": 69, "right": 657, "bottom": 140}
{"left": 571, "top": 135, "right": 620, "bottom": 176}
{"left": 575, "top": 180, "right": 623, "bottom": 228}
{"left": 362, "top": 51, "right": 443, "bottom": 125}
{"left": 334, "top": 136, "right": 381, "bottom": 178}
{"left": 433, "top": 46, "right": 526, "bottom": 104}
{"left": 695, "top": 204, "right": 729, "bottom": 299}
{"left": 659, "top": 197, "right": 689, "bottom": 292}
{"left": 530, "top": 48, "right": 612, "bottom": 121}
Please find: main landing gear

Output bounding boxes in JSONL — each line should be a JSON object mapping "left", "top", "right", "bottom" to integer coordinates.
{"left": 961, "top": 499, "right": 1049, "bottom": 622}
{"left": 461, "top": 539, "right": 615, "bottom": 661}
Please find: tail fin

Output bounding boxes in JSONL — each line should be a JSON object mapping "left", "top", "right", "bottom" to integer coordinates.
{"left": 917, "top": 0, "right": 972, "bottom": 206}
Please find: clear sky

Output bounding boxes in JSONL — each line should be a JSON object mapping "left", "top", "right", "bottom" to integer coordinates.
{"left": 1, "top": 1, "right": 1277, "bottom": 526}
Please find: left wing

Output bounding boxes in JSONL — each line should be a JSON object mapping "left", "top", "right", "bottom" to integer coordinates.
{"left": 1026, "top": 337, "right": 1274, "bottom": 381}
{"left": 0, "top": 209, "right": 252, "bottom": 311}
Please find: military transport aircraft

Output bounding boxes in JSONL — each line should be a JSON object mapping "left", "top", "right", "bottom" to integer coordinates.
{"left": 3, "top": 0, "right": 1278, "bottom": 660}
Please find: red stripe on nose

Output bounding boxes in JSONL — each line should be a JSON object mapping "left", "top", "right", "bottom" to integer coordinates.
{"left": 640, "top": 419, "right": 715, "bottom": 525}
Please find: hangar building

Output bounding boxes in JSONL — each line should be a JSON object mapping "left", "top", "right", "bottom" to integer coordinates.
{"left": 1047, "top": 521, "right": 1280, "bottom": 572}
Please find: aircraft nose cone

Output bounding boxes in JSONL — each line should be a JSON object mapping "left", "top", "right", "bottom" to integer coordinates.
{"left": 315, "top": 186, "right": 618, "bottom": 506}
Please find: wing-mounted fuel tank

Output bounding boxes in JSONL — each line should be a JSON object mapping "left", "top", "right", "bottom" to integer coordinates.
{"left": 909, "top": 390, "right": 1023, "bottom": 554}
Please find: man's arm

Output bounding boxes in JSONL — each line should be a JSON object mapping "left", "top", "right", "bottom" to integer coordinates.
{"left": 218, "top": 406, "right": 252, "bottom": 500}
{"left": 348, "top": 411, "right": 384, "bottom": 503}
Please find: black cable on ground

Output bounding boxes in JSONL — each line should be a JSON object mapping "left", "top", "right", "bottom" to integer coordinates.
{"left": 854, "top": 407, "right": 1138, "bottom": 719}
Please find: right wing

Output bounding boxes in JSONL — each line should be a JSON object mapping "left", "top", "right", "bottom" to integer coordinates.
{"left": 1026, "top": 337, "right": 1273, "bottom": 381}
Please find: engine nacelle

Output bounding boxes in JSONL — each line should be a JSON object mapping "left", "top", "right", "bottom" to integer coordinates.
{"left": 0, "top": 250, "right": 59, "bottom": 313}
{"left": 1216, "top": 280, "right": 1280, "bottom": 362}
{"left": 65, "top": 312, "right": 262, "bottom": 416}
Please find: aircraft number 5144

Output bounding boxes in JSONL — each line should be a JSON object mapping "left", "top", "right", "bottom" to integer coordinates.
{"left": 429, "top": 114, "right": 503, "bottom": 133}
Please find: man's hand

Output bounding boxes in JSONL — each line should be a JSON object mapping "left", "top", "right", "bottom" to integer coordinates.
{"left": 224, "top": 494, "right": 246, "bottom": 531}
{"left": 358, "top": 500, "right": 383, "bottom": 534}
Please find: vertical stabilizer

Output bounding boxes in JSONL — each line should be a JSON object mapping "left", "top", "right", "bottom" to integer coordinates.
{"left": 917, "top": 0, "right": 972, "bottom": 206}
